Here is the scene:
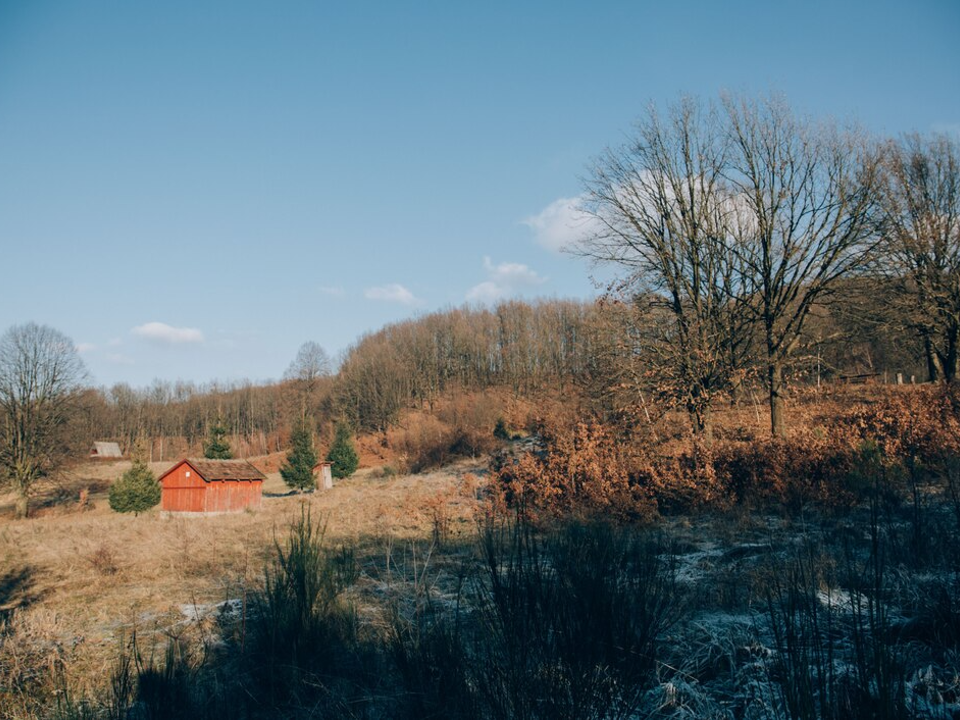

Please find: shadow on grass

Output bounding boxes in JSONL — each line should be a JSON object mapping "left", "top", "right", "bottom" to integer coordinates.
{"left": 38, "top": 485, "right": 960, "bottom": 720}
{"left": 262, "top": 489, "right": 313, "bottom": 498}
{"left": 6, "top": 476, "right": 114, "bottom": 518}
{"left": 0, "top": 565, "right": 38, "bottom": 619}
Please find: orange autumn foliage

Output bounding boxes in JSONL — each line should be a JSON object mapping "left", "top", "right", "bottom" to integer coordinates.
{"left": 496, "top": 386, "right": 960, "bottom": 519}
{"left": 844, "top": 386, "right": 960, "bottom": 462}
{"left": 496, "top": 421, "right": 657, "bottom": 522}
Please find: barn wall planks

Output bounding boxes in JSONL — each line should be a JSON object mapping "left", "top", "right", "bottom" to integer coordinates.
{"left": 161, "top": 462, "right": 207, "bottom": 512}
{"left": 205, "top": 479, "right": 262, "bottom": 512}
{"left": 159, "top": 460, "right": 263, "bottom": 513}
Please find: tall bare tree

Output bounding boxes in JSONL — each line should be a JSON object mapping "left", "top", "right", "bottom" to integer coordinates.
{"left": 724, "top": 94, "right": 881, "bottom": 436}
{"left": 0, "top": 323, "right": 88, "bottom": 518}
{"left": 284, "top": 341, "right": 332, "bottom": 420}
{"left": 578, "top": 97, "right": 754, "bottom": 440}
{"left": 877, "top": 132, "right": 960, "bottom": 382}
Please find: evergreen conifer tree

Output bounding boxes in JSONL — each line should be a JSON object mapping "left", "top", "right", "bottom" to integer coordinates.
{"left": 109, "top": 458, "right": 161, "bottom": 515}
{"left": 280, "top": 421, "right": 318, "bottom": 492}
{"left": 326, "top": 422, "right": 359, "bottom": 479}
{"left": 204, "top": 418, "right": 233, "bottom": 459}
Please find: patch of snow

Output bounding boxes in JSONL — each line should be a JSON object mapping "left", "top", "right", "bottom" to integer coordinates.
{"left": 670, "top": 542, "right": 724, "bottom": 584}
{"left": 815, "top": 587, "right": 854, "bottom": 610}
{"left": 178, "top": 598, "right": 243, "bottom": 622}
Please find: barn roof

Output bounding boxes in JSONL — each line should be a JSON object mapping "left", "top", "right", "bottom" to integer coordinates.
{"left": 160, "top": 458, "right": 267, "bottom": 483}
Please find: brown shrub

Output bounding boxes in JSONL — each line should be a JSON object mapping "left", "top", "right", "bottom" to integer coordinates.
{"left": 389, "top": 393, "right": 506, "bottom": 473}
{"left": 438, "top": 393, "right": 501, "bottom": 450}
{"left": 496, "top": 386, "right": 960, "bottom": 517}
{"left": 708, "top": 433, "right": 861, "bottom": 509}
{"left": 845, "top": 386, "right": 960, "bottom": 463}
{"left": 87, "top": 544, "right": 120, "bottom": 576}
{"left": 495, "top": 421, "right": 657, "bottom": 522}
{"left": 389, "top": 413, "right": 458, "bottom": 473}
{"left": 642, "top": 448, "right": 729, "bottom": 512}
{"left": 423, "top": 491, "right": 452, "bottom": 548}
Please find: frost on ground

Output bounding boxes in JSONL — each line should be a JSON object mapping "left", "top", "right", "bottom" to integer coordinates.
{"left": 159, "top": 508, "right": 960, "bottom": 719}
{"left": 178, "top": 597, "right": 244, "bottom": 623}
{"left": 7, "top": 494, "right": 957, "bottom": 719}
{"left": 649, "top": 509, "right": 960, "bottom": 719}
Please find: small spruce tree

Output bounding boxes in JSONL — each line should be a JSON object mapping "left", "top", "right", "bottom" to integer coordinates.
{"left": 326, "top": 422, "right": 359, "bottom": 479}
{"left": 204, "top": 418, "right": 233, "bottom": 459}
{"left": 109, "top": 458, "right": 161, "bottom": 515}
{"left": 281, "top": 421, "right": 318, "bottom": 492}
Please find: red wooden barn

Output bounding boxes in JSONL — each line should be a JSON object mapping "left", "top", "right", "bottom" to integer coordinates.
{"left": 158, "top": 458, "right": 266, "bottom": 513}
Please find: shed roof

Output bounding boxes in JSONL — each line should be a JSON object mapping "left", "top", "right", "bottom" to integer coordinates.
{"left": 160, "top": 458, "right": 267, "bottom": 483}
{"left": 91, "top": 441, "right": 123, "bottom": 457}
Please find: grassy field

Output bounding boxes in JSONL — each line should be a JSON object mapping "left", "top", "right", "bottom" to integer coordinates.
{"left": 3, "top": 388, "right": 960, "bottom": 718}
{"left": 0, "top": 456, "right": 484, "bottom": 701}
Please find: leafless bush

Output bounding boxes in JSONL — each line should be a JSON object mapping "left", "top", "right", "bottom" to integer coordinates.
{"left": 87, "top": 544, "right": 119, "bottom": 576}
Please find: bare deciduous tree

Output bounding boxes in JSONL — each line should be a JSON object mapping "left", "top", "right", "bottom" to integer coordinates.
{"left": 284, "top": 341, "right": 332, "bottom": 419}
{"left": 0, "top": 323, "right": 87, "bottom": 518}
{"left": 877, "top": 132, "right": 960, "bottom": 382}
{"left": 579, "top": 97, "right": 754, "bottom": 441}
{"left": 285, "top": 341, "right": 332, "bottom": 383}
{"left": 724, "top": 94, "right": 881, "bottom": 436}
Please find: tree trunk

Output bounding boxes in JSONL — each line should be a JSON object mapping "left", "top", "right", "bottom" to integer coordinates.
{"left": 689, "top": 403, "right": 714, "bottom": 446}
{"left": 729, "top": 375, "right": 743, "bottom": 408}
{"left": 701, "top": 411, "right": 714, "bottom": 446}
{"left": 945, "top": 323, "right": 960, "bottom": 383}
{"left": 924, "top": 335, "right": 944, "bottom": 382}
{"left": 15, "top": 493, "right": 28, "bottom": 519}
{"left": 769, "top": 362, "right": 786, "bottom": 438}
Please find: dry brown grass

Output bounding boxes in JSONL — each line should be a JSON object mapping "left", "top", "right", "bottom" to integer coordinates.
{"left": 0, "top": 382, "right": 945, "bottom": 708}
{"left": 0, "top": 456, "right": 485, "bottom": 691}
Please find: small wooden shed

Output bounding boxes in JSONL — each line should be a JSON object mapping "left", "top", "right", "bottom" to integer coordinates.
{"left": 313, "top": 461, "right": 334, "bottom": 490}
{"left": 90, "top": 442, "right": 123, "bottom": 459}
{"left": 158, "top": 458, "right": 266, "bottom": 513}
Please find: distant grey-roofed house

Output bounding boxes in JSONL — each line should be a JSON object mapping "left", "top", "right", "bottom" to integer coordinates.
{"left": 90, "top": 441, "right": 123, "bottom": 459}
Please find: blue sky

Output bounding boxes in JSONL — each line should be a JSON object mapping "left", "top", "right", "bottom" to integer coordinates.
{"left": 1, "top": 0, "right": 958, "bottom": 388}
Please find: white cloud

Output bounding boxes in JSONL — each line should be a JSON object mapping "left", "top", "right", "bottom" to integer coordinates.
{"left": 76, "top": 342, "right": 96, "bottom": 353}
{"left": 107, "top": 337, "right": 123, "bottom": 347}
{"left": 522, "top": 195, "right": 599, "bottom": 252}
{"left": 364, "top": 283, "right": 421, "bottom": 306}
{"left": 131, "top": 322, "right": 204, "bottom": 344}
{"left": 465, "top": 281, "right": 502, "bottom": 304}
{"left": 466, "top": 257, "right": 547, "bottom": 303}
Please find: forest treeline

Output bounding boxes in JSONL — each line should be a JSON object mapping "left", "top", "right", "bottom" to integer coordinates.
{"left": 66, "top": 284, "right": 920, "bottom": 460}
{"left": 65, "top": 380, "right": 295, "bottom": 461}
{"left": 63, "top": 300, "right": 606, "bottom": 458}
